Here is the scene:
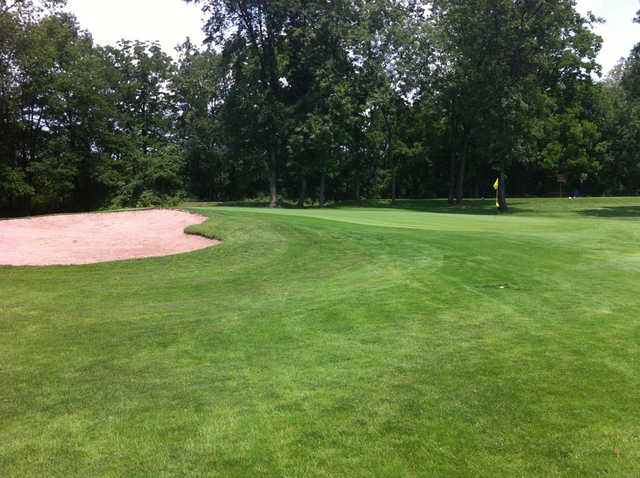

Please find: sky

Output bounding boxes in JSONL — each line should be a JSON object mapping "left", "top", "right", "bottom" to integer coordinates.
{"left": 575, "top": 0, "right": 639, "bottom": 75}
{"left": 65, "top": 0, "right": 639, "bottom": 76}
{"left": 65, "top": 0, "right": 206, "bottom": 56}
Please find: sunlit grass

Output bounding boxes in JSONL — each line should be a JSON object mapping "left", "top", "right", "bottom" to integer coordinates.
{"left": 1, "top": 197, "right": 639, "bottom": 476}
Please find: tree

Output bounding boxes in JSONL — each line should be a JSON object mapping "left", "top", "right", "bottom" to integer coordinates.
{"left": 100, "top": 40, "right": 183, "bottom": 207}
{"left": 0, "top": 4, "right": 187, "bottom": 216}
{"left": 0, "top": 7, "right": 112, "bottom": 214}
{"left": 431, "top": 0, "right": 601, "bottom": 210}
{"left": 185, "top": 0, "right": 292, "bottom": 206}
{"left": 593, "top": 11, "right": 640, "bottom": 195}
{"left": 281, "top": 0, "right": 358, "bottom": 207}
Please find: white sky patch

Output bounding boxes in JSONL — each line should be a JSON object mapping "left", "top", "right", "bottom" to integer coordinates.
{"left": 64, "top": 0, "right": 638, "bottom": 73}
{"left": 575, "top": 0, "right": 639, "bottom": 75}
{"left": 65, "top": 0, "right": 206, "bottom": 57}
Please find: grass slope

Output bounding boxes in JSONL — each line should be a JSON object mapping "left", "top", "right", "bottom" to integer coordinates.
{"left": 1, "top": 198, "right": 639, "bottom": 477}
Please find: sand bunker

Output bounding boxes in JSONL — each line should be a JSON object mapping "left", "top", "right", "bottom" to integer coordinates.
{"left": 0, "top": 209, "right": 220, "bottom": 266}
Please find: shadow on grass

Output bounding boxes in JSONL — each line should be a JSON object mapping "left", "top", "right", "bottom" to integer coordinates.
{"left": 183, "top": 200, "right": 336, "bottom": 209}
{"left": 336, "top": 199, "right": 534, "bottom": 216}
{"left": 182, "top": 198, "right": 536, "bottom": 215}
{"left": 576, "top": 206, "right": 640, "bottom": 218}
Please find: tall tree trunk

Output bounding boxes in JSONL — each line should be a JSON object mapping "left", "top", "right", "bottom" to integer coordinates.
{"left": 455, "top": 132, "right": 471, "bottom": 204}
{"left": 269, "top": 149, "right": 277, "bottom": 207}
{"left": 391, "top": 157, "right": 397, "bottom": 207}
{"left": 297, "top": 176, "right": 306, "bottom": 208}
{"left": 355, "top": 173, "right": 361, "bottom": 207}
{"left": 498, "top": 171, "right": 508, "bottom": 212}
{"left": 24, "top": 158, "right": 33, "bottom": 216}
{"left": 448, "top": 151, "right": 457, "bottom": 204}
{"left": 455, "top": 150, "right": 466, "bottom": 204}
{"left": 448, "top": 116, "right": 457, "bottom": 205}
{"left": 319, "top": 172, "right": 326, "bottom": 208}
{"left": 387, "top": 125, "right": 396, "bottom": 207}
{"left": 498, "top": 116, "right": 508, "bottom": 212}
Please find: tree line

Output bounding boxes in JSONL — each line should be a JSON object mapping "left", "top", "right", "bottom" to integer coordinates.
{"left": 1, "top": 0, "right": 639, "bottom": 217}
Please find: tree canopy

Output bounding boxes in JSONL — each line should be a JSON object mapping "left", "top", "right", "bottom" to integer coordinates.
{"left": 1, "top": 0, "right": 639, "bottom": 217}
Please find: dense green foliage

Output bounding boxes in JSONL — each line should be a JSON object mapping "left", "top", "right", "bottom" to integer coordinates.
{"left": 2, "top": 198, "right": 640, "bottom": 475}
{"left": 1, "top": 0, "right": 640, "bottom": 216}
{"left": 0, "top": 0, "right": 183, "bottom": 215}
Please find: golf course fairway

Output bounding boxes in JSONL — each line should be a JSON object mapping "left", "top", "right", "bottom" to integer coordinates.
{"left": 1, "top": 198, "right": 639, "bottom": 476}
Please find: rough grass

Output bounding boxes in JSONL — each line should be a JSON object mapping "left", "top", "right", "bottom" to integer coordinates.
{"left": 1, "top": 197, "right": 639, "bottom": 477}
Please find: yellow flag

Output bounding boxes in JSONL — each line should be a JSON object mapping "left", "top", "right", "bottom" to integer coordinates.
{"left": 493, "top": 178, "right": 499, "bottom": 190}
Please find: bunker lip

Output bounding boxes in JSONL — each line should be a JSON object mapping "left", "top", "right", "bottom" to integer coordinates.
{"left": 0, "top": 209, "right": 220, "bottom": 266}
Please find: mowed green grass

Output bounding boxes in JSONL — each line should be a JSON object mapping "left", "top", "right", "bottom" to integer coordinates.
{"left": 1, "top": 198, "right": 639, "bottom": 477}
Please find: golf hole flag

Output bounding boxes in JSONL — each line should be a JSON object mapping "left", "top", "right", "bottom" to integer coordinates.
{"left": 493, "top": 178, "right": 499, "bottom": 207}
